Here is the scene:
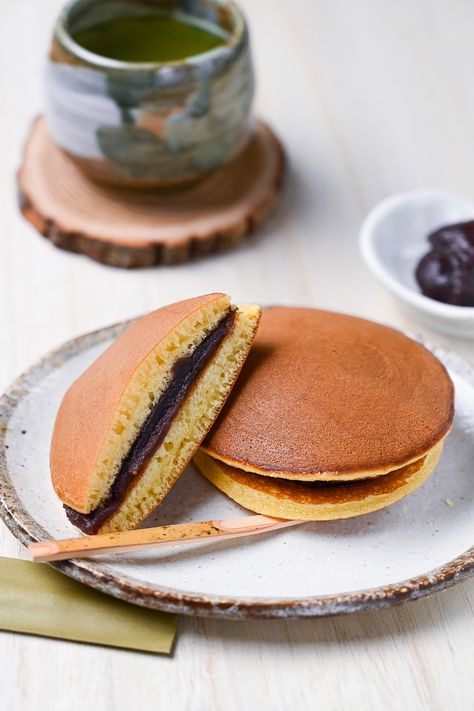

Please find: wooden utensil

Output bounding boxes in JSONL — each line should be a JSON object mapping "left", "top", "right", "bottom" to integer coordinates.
{"left": 28, "top": 515, "right": 302, "bottom": 563}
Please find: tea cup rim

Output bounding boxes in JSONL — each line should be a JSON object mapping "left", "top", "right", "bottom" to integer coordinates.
{"left": 55, "top": 0, "right": 247, "bottom": 71}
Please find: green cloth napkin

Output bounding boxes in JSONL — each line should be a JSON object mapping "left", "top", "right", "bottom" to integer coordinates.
{"left": 0, "top": 556, "right": 176, "bottom": 654}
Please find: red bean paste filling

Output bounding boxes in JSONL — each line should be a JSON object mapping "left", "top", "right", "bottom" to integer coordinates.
{"left": 415, "top": 220, "right": 474, "bottom": 305}
{"left": 65, "top": 310, "right": 235, "bottom": 534}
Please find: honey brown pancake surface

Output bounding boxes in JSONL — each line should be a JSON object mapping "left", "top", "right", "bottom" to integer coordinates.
{"left": 202, "top": 308, "right": 454, "bottom": 481}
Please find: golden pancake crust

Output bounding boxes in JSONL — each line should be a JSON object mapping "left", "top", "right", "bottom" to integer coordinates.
{"left": 194, "top": 443, "right": 443, "bottom": 521}
{"left": 202, "top": 308, "right": 454, "bottom": 480}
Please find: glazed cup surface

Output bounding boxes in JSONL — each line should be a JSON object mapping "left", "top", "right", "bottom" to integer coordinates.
{"left": 45, "top": 0, "right": 254, "bottom": 190}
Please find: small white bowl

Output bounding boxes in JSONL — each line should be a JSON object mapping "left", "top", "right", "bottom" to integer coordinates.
{"left": 360, "top": 189, "right": 474, "bottom": 339}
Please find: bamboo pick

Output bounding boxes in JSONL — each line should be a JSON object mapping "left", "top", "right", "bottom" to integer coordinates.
{"left": 28, "top": 515, "right": 302, "bottom": 563}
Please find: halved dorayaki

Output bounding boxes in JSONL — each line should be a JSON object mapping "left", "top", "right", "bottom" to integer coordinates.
{"left": 51, "top": 294, "right": 260, "bottom": 533}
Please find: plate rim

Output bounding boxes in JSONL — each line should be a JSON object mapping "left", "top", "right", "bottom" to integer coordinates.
{"left": 0, "top": 319, "right": 473, "bottom": 619}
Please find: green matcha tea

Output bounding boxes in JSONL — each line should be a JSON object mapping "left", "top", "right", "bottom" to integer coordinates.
{"left": 73, "top": 14, "right": 227, "bottom": 63}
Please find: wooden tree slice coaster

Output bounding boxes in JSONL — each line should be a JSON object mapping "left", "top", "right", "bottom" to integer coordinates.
{"left": 18, "top": 117, "right": 285, "bottom": 268}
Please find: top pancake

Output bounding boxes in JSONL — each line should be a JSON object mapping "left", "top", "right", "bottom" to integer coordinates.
{"left": 202, "top": 308, "right": 454, "bottom": 480}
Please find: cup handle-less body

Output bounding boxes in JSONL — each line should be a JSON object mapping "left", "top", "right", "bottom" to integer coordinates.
{"left": 45, "top": 0, "right": 255, "bottom": 191}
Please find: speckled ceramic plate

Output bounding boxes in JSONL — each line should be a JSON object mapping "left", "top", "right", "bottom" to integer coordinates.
{"left": 0, "top": 322, "right": 473, "bottom": 619}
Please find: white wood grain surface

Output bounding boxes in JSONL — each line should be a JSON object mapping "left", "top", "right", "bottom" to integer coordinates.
{"left": 1, "top": 1, "right": 473, "bottom": 709}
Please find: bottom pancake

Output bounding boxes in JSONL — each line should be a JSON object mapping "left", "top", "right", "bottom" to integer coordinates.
{"left": 193, "top": 443, "right": 443, "bottom": 521}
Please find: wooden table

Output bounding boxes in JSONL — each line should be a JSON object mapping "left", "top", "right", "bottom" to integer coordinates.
{"left": 1, "top": 0, "right": 472, "bottom": 708}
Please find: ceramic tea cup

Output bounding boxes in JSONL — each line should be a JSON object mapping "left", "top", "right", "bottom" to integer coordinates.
{"left": 45, "top": 0, "right": 254, "bottom": 190}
